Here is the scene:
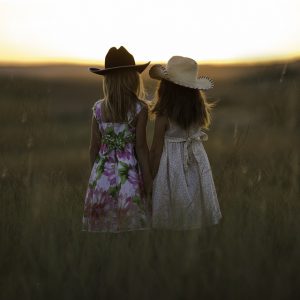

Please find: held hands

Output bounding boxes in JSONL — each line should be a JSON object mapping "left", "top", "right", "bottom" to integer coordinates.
{"left": 144, "top": 175, "right": 153, "bottom": 198}
{"left": 143, "top": 175, "right": 153, "bottom": 214}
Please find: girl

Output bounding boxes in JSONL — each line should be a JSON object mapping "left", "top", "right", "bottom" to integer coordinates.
{"left": 149, "top": 56, "right": 222, "bottom": 230}
{"left": 82, "top": 46, "right": 152, "bottom": 232}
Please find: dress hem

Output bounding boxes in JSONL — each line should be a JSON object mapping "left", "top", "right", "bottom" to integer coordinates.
{"left": 81, "top": 226, "right": 151, "bottom": 234}
{"left": 151, "top": 216, "right": 222, "bottom": 231}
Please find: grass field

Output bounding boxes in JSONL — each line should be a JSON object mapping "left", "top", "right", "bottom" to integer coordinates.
{"left": 0, "top": 61, "right": 299, "bottom": 299}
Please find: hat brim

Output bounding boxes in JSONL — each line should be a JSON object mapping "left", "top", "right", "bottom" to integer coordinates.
{"left": 149, "top": 64, "right": 214, "bottom": 90}
{"left": 89, "top": 61, "right": 151, "bottom": 75}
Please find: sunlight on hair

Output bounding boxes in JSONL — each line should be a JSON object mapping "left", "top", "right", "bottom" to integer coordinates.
{"left": 103, "top": 70, "right": 145, "bottom": 122}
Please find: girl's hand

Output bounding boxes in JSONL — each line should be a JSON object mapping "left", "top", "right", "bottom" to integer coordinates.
{"left": 144, "top": 176, "right": 153, "bottom": 198}
{"left": 146, "top": 195, "right": 152, "bottom": 216}
{"left": 143, "top": 174, "right": 153, "bottom": 213}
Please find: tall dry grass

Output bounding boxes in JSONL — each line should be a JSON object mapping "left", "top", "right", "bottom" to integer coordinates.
{"left": 0, "top": 62, "right": 299, "bottom": 299}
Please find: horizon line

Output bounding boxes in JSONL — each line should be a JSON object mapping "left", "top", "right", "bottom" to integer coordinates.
{"left": 0, "top": 54, "right": 300, "bottom": 67}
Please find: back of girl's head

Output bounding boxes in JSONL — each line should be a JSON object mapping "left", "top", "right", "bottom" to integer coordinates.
{"left": 103, "top": 70, "right": 145, "bottom": 122}
{"left": 152, "top": 79, "right": 212, "bottom": 130}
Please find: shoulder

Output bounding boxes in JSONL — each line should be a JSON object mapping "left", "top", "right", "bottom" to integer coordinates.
{"left": 92, "top": 99, "right": 104, "bottom": 110}
{"left": 92, "top": 99, "right": 104, "bottom": 121}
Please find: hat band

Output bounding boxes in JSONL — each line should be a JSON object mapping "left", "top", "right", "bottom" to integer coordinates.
{"left": 105, "top": 62, "right": 136, "bottom": 68}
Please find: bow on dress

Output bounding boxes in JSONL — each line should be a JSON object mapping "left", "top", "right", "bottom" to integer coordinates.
{"left": 166, "top": 131, "right": 208, "bottom": 172}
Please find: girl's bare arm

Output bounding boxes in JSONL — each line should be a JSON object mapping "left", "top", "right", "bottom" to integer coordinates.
{"left": 135, "top": 107, "right": 152, "bottom": 195}
{"left": 89, "top": 115, "right": 101, "bottom": 169}
{"left": 150, "top": 115, "right": 167, "bottom": 178}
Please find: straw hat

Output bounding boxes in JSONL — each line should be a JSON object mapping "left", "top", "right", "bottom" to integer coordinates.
{"left": 89, "top": 46, "right": 150, "bottom": 75}
{"left": 149, "top": 56, "right": 214, "bottom": 90}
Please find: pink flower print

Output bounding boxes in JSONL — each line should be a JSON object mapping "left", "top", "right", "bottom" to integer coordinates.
{"left": 90, "top": 203, "right": 104, "bottom": 220}
{"left": 86, "top": 187, "right": 94, "bottom": 200}
{"left": 103, "top": 157, "right": 117, "bottom": 185}
{"left": 100, "top": 143, "right": 109, "bottom": 155}
{"left": 117, "top": 195, "right": 132, "bottom": 227}
{"left": 90, "top": 187, "right": 114, "bottom": 220}
{"left": 117, "top": 143, "right": 132, "bottom": 161}
{"left": 99, "top": 188, "right": 114, "bottom": 210}
{"left": 118, "top": 196, "right": 131, "bottom": 210}
{"left": 117, "top": 196, "right": 132, "bottom": 223}
{"left": 128, "top": 168, "right": 140, "bottom": 187}
{"left": 92, "top": 186, "right": 102, "bottom": 201}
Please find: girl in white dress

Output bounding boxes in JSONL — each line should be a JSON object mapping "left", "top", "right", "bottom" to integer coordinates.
{"left": 149, "top": 56, "right": 222, "bottom": 230}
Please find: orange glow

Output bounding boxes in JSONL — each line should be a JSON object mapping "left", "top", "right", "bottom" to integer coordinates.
{"left": 0, "top": 0, "right": 300, "bottom": 64}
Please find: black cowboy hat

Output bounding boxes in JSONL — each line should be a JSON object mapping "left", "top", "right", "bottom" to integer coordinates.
{"left": 89, "top": 46, "right": 150, "bottom": 75}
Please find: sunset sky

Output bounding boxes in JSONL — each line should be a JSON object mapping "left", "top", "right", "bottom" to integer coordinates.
{"left": 0, "top": 0, "right": 299, "bottom": 64}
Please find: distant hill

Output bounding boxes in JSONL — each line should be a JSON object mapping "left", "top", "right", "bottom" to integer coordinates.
{"left": 0, "top": 60, "right": 299, "bottom": 84}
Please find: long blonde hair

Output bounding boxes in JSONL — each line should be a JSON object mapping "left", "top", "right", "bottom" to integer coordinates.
{"left": 102, "top": 70, "right": 145, "bottom": 122}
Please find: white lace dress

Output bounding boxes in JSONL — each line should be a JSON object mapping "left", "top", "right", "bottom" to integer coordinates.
{"left": 152, "top": 121, "right": 222, "bottom": 229}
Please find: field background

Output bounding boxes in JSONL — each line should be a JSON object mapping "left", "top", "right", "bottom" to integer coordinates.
{"left": 0, "top": 61, "right": 299, "bottom": 299}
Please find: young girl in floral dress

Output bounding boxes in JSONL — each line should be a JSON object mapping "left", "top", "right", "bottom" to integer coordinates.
{"left": 82, "top": 46, "right": 152, "bottom": 232}
{"left": 149, "top": 56, "right": 222, "bottom": 230}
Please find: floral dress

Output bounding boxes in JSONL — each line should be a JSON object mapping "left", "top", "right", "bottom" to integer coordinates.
{"left": 82, "top": 99, "right": 150, "bottom": 232}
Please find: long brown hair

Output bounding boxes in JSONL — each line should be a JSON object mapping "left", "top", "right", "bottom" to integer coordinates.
{"left": 152, "top": 79, "right": 213, "bottom": 129}
{"left": 102, "top": 70, "right": 145, "bottom": 122}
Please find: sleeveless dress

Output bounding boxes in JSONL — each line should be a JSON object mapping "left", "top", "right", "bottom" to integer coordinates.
{"left": 152, "top": 121, "right": 222, "bottom": 230}
{"left": 82, "top": 99, "right": 150, "bottom": 232}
